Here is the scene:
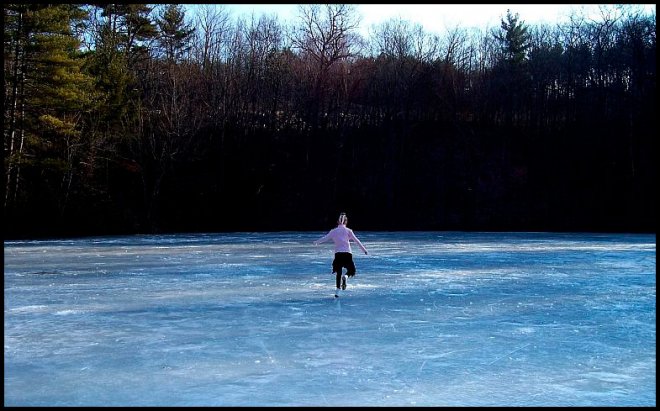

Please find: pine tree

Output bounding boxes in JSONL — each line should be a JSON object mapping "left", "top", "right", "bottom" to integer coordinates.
{"left": 490, "top": 9, "right": 533, "bottom": 127}
{"left": 85, "top": 3, "right": 157, "bottom": 124}
{"left": 156, "top": 4, "right": 195, "bottom": 62}
{"left": 495, "top": 9, "right": 531, "bottom": 66}
{"left": 3, "top": 4, "right": 98, "bottom": 216}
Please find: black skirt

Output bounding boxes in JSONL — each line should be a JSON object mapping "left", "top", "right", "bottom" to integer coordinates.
{"left": 332, "top": 252, "right": 356, "bottom": 277}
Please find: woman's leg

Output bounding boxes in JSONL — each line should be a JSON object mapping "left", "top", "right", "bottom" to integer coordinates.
{"left": 332, "top": 255, "right": 343, "bottom": 289}
{"left": 346, "top": 255, "right": 356, "bottom": 277}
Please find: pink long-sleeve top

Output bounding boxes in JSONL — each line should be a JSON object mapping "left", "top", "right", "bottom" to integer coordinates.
{"left": 314, "top": 224, "right": 368, "bottom": 254}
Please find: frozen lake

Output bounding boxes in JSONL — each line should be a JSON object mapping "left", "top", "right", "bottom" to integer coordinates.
{"left": 4, "top": 231, "right": 656, "bottom": 406}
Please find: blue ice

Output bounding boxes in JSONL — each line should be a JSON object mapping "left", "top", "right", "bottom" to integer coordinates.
{"left": 3, "top": 232, "right": 656, "bottom": 406}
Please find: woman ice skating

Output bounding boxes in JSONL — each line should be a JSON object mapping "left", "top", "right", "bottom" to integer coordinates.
{"left": 313, "top": 212, "right": 368, "bottom": 298}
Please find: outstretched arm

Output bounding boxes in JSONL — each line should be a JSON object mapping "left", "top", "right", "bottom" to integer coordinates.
{"left": 313, "top": 232, "right": 331, "bottom": 245}
{"left": 349, "top": 230, "right": 368, "bottom": 254}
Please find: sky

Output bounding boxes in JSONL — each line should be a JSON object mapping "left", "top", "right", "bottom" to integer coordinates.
{"left": 187, "top": 4, "right": 656, "bottom": 36}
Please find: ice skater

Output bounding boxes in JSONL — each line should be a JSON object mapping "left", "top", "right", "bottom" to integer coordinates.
{"left": 313, "top": 212, "right": 368, "bottom": 297}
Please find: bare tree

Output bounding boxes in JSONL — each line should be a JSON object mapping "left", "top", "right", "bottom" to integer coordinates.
{"left": 368, "top": 17, "right": 439, "bottom": 121}
{"left": 190, "top": 4, "right": 230, "bottom": 71}
{"left": 187, "top": 4, "right": 231, "bottom": 133}
{"left": 291, "top": 3, "right": 361, "bottom": 127}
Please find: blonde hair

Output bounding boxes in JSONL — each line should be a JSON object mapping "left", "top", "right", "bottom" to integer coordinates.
{"left": 338, "top": 212, "right": 348, "bottom": 225}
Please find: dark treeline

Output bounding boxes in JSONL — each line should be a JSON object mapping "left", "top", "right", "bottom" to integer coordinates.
{"left": 3, "top": 4, "right": 656, "bottom": 238}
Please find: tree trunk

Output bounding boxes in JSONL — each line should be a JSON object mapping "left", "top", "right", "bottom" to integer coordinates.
{"left": 5, "top": 10, "right": 24, "bottom": 208}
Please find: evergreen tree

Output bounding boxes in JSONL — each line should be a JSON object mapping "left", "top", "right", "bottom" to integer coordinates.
{"left": 155, "top": 4, "right": 195, "bottom": 62}
{"left": 85, "top": 3, "right": 157, "bottom": 124}
{"left": 495, "top": 9, "right": 531, "bottom": 65}
{"left": 490, "top": 9, "right": 533, "bottom": 127}
{"left": 3, "top": 4, "right": 98, "bottom": 217}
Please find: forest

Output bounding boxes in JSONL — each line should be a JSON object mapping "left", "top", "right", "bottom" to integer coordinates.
{"left": 3, "top": 4, "right": 656, "bottom": 238}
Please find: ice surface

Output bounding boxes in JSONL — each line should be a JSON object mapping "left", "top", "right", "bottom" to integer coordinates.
{"left": 4, "top": 232, "right": 656, "bottom": 406}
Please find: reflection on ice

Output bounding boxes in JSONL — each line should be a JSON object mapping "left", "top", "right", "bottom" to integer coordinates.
{"left": 4, "top": 232, "right": 656, "bottom": 406}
